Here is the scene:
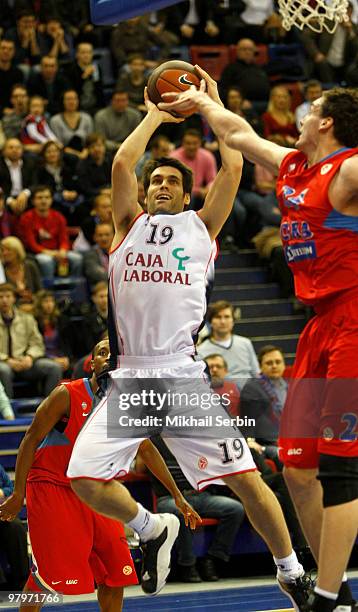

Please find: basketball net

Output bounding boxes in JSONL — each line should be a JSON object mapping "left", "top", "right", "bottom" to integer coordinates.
{"left": 278, "top": 0, "right": 349, "bottom": 33}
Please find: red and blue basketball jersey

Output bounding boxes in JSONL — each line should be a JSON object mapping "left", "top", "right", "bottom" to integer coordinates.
{"left": 277, "top": 147, "right": 358, "bottom": 306}
{"left": 27, "top": 379, "right": 93, "bottom": 487}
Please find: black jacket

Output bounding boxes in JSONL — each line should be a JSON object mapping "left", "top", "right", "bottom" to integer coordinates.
{"left": 0, "top": 156, "right": 38, "bottom": 199}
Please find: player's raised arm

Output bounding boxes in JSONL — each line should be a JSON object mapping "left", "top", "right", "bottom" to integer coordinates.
{"left": 0, "top": 386, "right": 70, "bottom": 521}
{"left": 159, "top": 67, "right": 294, "bottom": 175}
{"left": 196, "top": 69, "right": 243, "bottom": 240}
{"left": 111, "top": 89, "right": 184, "bottom": 249}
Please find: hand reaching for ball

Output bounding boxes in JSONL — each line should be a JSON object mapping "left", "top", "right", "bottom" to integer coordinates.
{"left": 144, "top": 87, "right": 184, "bottom": 124}
{"left": 158, "top": 64, "right": 223, "bottom": 115}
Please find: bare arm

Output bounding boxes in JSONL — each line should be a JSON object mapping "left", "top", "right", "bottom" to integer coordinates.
{"left": 195, "top": 68, "right": 243, "bottom": 240}
{"left": 159, "top": 72, "right": 293, "bottom": 174}
{"left": 111, "top": 89, "right": 183, "bottom": 250}
{"left": 0, "top": 385, "right": 70, "bottom": 520}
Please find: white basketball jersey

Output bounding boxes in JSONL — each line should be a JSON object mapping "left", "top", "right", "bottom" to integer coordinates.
{"left": 109, "top": 210, "right": 215, "bottom": 357}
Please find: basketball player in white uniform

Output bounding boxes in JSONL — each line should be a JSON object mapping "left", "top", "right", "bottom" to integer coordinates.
{"left": 68, "top": 78, "right": 309, "bottom": 609}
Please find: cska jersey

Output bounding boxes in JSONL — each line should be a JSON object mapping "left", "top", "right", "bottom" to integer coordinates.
{"left": 277, "top": 147, "right": 358, "bottom": 306}
{"left": 27, "top": 379, "right": 93, "bottom": 487}
{"left": 108, "top": 210, "right": 216, "bottom": 359}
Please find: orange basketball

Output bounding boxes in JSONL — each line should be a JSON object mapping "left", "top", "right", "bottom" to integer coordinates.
{"left": 147, "top": 60, "right": 201, "bottom": 117}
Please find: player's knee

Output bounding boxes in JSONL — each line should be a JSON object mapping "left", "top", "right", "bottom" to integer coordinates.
{"left": 283, "top": 465, "right": 317, "bottom": 492}
{"left": 70, "top": 477, "right": 103, "bottom": 506}
{"left": 318, "top": 454, "right": 358, "bottom": 508}
{"left": 224, "top": 470, "right": 267, "bottom": 506}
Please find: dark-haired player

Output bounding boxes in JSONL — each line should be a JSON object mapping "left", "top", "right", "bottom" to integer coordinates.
{"left": 161, "top": 72, "right": 358, "bottom": 611}
{"left": 68, "top": 76, "right": 310, "bottom": 609}
{"left": 0, "top": 339, "right": 198, "bottom": 611}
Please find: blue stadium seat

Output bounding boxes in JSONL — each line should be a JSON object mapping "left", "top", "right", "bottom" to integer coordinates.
{"left": 42, "top": 276, "right": 89, "bottom": 303}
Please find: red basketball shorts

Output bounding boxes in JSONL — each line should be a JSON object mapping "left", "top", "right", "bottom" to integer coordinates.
{"left": 279, "top": 292, "right": 358, "bottom": 469}
{"left": 26, "top": 482, "right": 138, "bottom": 595}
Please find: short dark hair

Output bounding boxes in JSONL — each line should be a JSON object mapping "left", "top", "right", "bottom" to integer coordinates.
{"left": 0, "top": 283, "right": 16, "bottom": 296}
{"left": 182, "top": 128, "right": 202, "bottom": 141}
{"left": 207, "top": 300, "right": 234, "bottom": 323}
{"left": 32, "top": 185, "right": 53, "bottom": 198}
{"left": 86, "top": 132, "right": 105, "bottom": 148}
{"left": 204, "top": 354, "right": 228, "bottom": 369}
{"left": 112, "top": 88, "right": 128, "bottom": 97}
{"left": 304, "top": 79, "right": 322, "bottom": 94}
{"left": 320, "top": 88, "right": 358, "bottom": 148}
{"left": 142, "top": 157, "right": 193, "bottom": 195}
{"left": 91, "top": 338, "right": 108, "bottom": 359}
{"left": 258, "top": 345, "right": 284, "bottom": 365}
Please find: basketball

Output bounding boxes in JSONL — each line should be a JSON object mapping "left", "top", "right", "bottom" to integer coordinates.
{"left": 147, "top": 60, "right": 201, "bottom": 117}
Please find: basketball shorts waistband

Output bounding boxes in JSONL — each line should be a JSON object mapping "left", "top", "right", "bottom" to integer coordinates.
{"left": 116, "top": 353, "right": 195, "bottom": 369}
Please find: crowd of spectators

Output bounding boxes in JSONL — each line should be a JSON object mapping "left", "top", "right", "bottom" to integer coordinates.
{"left": 0, "top": 0, "right": 356, "bottom": 585}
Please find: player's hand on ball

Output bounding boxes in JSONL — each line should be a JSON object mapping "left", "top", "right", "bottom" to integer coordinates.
{"left": 144, "top": 87, "right": 184, "bottom": 124}
{"left": 194, "top": 65, "right": 224, "bottom": 108}
{"left": 0, "top": 491, "right": 24, "bottom": 521}
{"left": 174, "top": 493, "right": 202, "bottom": 529}
{"left": 159, "top": 81, "right": 206, "bottom": 115}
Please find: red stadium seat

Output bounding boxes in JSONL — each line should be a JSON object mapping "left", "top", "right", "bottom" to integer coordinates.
{"left": 190, "top": 46, "right": 231, "bottom": 81}
{"left": 265, "top": 458, "right": 278, "bottom": 472}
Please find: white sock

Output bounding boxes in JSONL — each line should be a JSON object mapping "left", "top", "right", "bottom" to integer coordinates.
{"left": 274, "top": 550, "right": 304, "bottom": 582}
{"left": 127, "top": 503, "right": 161, "bottom": 542}
{"left": 342, "top": 573, "right": 348, "bottom": 582}
{"left": 315, "top": 586, "right": 338, "bottom": 601}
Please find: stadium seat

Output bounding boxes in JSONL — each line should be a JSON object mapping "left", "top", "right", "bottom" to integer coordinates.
{"left": 166, "top": 46, "right": 191, "bottom": 63}
{"left": 43, "top": 276, "right": 89, "bottom": 303}
{"left": 190, "top": 46, "right": 231, "bottom": 81}
{"left": 93, "top": 47, "right": 115, "bottom": 88}
{"left": 267, "top": 43, "right": 306, "bottom": 81}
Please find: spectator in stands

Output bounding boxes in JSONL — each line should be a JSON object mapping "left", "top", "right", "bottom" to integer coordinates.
{"left": 79, "top": 191, "right": 113, "bottom": 248}
{"left": 262, "top": 86, "right": 298, "bottom": 147}
{"left": 53, "top": 0, "right": 94, "bottom": 46}
{"left": 196, "top": 300, "right": 260, "bottom": 389}
{"left": 0, "top": 282, "right": 62, "bottom": 397}
{"left": 171, "top": 129, "right": 217, "bottom": 210}
{"left": 163, "top": 0, "right": 220, "bottom": 45}
{"left": 0, "top": 187, "right": 17, "bottom": 238}
{"left": 224, "top": 86, "right": 262, "bottom": 134}
{"left": 83, "top": 222, "right": 113, "bottom": 288}
{"left": 236, "top": 0, "right": 281, "bottom": 43}
{"left": 18, "top": 185, "right": 82, "bottom": 279}
{"left": 136, "top": 135, "right": 172, "bottom": 179}
{"left": 0, "top": 382, "right": 14, "bottom": 419}
{"left": 295, "top": 80, "right": 322, "bottom": 131}
{"left": 94, "top": 89, "right": 142, "bottom": 153}
{"left": 205, "top": 354, "right": 240, "bottom": 417}
{"left": 0, "top": 39, "right": 24, "bottom": 114}
{"left": 2, "top": 84, "right": 29, "bottom": 140}
{"left": 5, "top": 9, "right": 41, "bottom": 70}
{"left": 37, "top": 141, "right": 82, "bottom": 223}
{"left": 116, "top": 54, "right": 147, "bottom": 113}
{"left": 37, "top": 16, "right": 72, "bottom": 62}
{"left": 240, "top": 345, "right": 287, "bottom": 465}
{"left": 110, "top": 15, "right": 170, "bottom": 70}
{"left": 27, "top": 55, "right": 69, "bottom": 116}
{"left": 50, "top": 89, "right": 93, "bottom": 159}
{"left": 0, "top": 463, "right": 29, "bottom": 587}
{"left": 76, "top": 133, "right": 111, "bottom": 199}
{"left": 65, "top": 42, "right": 104, "bottom": 115}
{"left": 33, "top": 289, "right": 71, "bottom": 375}
{"left": 0, "top": 236, "right": 42, "bottom": 309}
{"left": 0, "top": 137, "right": 36, "bottom": 213}
{"left": 300, "top": 3, "right": 358, "bottom": 83}
{"left": 220, "top": 38, "right": 271, "bottom": 106}
{"left": 136, "top": 435, "right": 245, "bottom": 583}
{"left": 20, "top": 95, "right": 60, "bottom": 153}
{"left": 252, "top": 227, "right": 294, "bottom": 299}
{"left": 84, "top": 281, "right": 108, "bottom": 352}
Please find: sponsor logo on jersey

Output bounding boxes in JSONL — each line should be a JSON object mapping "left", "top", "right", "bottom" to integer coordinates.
{"left": 123, "top": 565, "right": 133, "bottom": 575}
{"left": 281, "top": 220, "right": 314, "bottom": 242}
{"left": 51, "top": 580, "right": 61, "bottom": 585}
{"left": 123, "top": 251, "right": 191, "bottom": 285}
{"left": 172, "top": 247, "right": 190, "bottom": 270}
{"left": 198, "top": 456, "right": 208, "bottom": 470}
{"left": 284, "top": 240, "right": 317, "bottom": 263}
{"left": 66, "top": 579, "right": 78, "bottom": 584}
{"left": 287, "top": 448, "right": 302, "bottom": 455}
{"left": 323, "top": 427, "right": 334, "bottom": 441}
{"left": 178, "top": 73, "right": 195, "bottom": 86}
{"left": 281, "top": 186, "right": 309, "bottom": 209}
{"left": 320, "top": 163, "right": 333, "bottom": 175}
{"left": 288, "top": 163, "right": 296, "bottom": 172}
{"left": 81, "top": 402, "right": 87, "bottom": 409}
{"left": 82, "top": 412, "right": 90, "bottom": 416}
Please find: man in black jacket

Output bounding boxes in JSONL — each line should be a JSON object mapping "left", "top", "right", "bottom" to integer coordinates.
{"left": 0, "top": 138, "right": 37, "bottom": 213}
{"left": 27, "top": 56, "right": 69, "bottom": 115}
{"left": 220, "top": 38, "right": 270, "bottom": 104}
